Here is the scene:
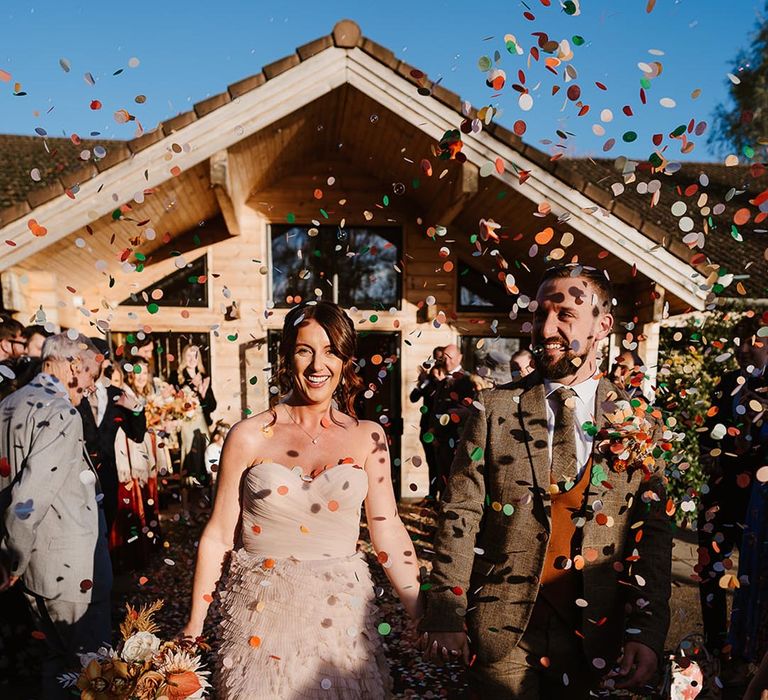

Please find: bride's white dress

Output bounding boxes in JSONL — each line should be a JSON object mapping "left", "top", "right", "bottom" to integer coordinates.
{"left": 216, "top": 460, "right": 391, "bottom": 698}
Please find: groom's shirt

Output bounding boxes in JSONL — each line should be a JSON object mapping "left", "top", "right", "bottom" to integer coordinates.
{"left": 544, "top": 375, "right": 599, "bottom": 479}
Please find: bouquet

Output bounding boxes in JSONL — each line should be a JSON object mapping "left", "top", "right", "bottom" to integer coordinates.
{"left": 60, "top": 601, "right": 210, "bottom": 699}
{"left": 146, "top": 384, "right": 200, "bottom": 425}
{"left": 588, "top": 398, "right": 670, "bottom": 475}
{"left": 175, "top": 385, "right": 201, "bottom": 422}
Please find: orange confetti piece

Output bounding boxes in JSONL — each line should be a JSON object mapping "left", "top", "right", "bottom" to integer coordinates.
{"left": 443, "top": 261, "right": 454, "bottom": 272}
{"left": 0, "top": 70, "right": 11, "bottom": 82}
{"left": 31, "top": 630, "right": 46, "bottom": 640}
{"left": 203, "top": 594, "right": 213, "bottom": 603}
{"left": 263, "top": 559, "right": 275, "bottom": 569}
{"left": 494, "top": 158, "right": 504, "bottom": 175}
{"left": 249, "top": 636, "right": 261, "bottom": 647}
{"left": 251, "top": 524, "right": 261, "bottom": 534}
{"left": 733, "top": 208, "right": 751, "bottom": 226}
{"left": 370, "top": 354, "right": 383, "bottom": 365}
{"left": 534, "top": 227, "right": 554, "bottom": 245}
{"left": 170, "top": 165, "right": 182, "bottom": 177}
{"left": 138, "top": 576, "right": 149, "bottom": 585}
{"left": 27, "top": 219, "right": 47, "bottom": 237}
{"left": 313, "top": 189, "right": 323, "bottom": 199}
{"left": 328, "top": 500, "right": 339, "bottom": 512}
{"left": 277, "top": 485, "right": 289, "bottom": 496}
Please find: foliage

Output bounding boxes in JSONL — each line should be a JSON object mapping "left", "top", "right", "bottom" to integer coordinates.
{"left": 656, "top": 310, "right": 743, "bottom": 522}
{"left": 710, "top": 4, "right": 768, "bottom": 156}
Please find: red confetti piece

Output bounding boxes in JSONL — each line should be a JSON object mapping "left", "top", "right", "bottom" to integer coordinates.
{"left": 90, "top": 100, "right": 102, "bottom": 110}
{"left": 623, "top": 105, "right": 633, "bottom": 117}
{"left": 595, "top": 82, "right": 607, "bottom": 91}
{"left": 0, "top": 457, "right": 9, "bottom": 477}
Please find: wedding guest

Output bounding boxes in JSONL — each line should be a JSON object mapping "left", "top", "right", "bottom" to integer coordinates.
{"left": 78, "top": 337, "right": 147, "bottom": 534}
{"left": 429, "top": 343, "right": 476, "bottom": 498}
{"left": 23, "top": 324, "right": 53, "bottom": 358}
{"left": 510, "top": 347, "right": 535, "bottom": 380}
{"left": 697, "top": 315, "right": 768, "bottom": 656}
{"left": 204, "top": 420, "right": 231, "bottom": 503}
{"left": 173, "top": 344, "right": 217, "bottom": 518}
{"left": 610, "top": 349, "right": 651, "bottom": 401}
{"left": 182, "top": 301, "right": 422, "bottom": 698}
{"left": 0, "top": 317, "right": 27, "bottom": 401}
{"left": 111, "top": 361, "right": 163, "bottom": 571}
{"left": 409, "top": 346, "right": 445, "bottom": 499}
{"left": 0, "top": 333, "right": 112, "bottom": 699}
{"left": 420, "top": 264, "right": 672, "bottom": 698}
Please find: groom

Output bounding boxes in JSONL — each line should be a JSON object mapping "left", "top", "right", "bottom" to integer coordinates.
{"left": 419, "top": 264, "right": 672, "bottom": 697}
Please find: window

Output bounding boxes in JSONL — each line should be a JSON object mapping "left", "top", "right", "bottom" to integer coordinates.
{"left": 457, "top": 260, "right": 510, "bottom": 312}
{"left": 460, "top": 335, "right": 523, "bottom": 386}
{"left": 270, "top": 225, "right": 401, "bottom": 309}
{"left": 120, "top": 255, "right": 208, "bottom": 307}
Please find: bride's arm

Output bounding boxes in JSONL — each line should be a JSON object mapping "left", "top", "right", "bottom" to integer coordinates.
{"left": 362, "top": 422, "right": 423, "bottom": 620}
{"left": 182, "top": 421, "right": 252, "bottom": 637}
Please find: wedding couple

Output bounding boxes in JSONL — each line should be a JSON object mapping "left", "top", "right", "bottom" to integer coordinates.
{"left": 183, "top": 263, "right": 672, "bottom": 699}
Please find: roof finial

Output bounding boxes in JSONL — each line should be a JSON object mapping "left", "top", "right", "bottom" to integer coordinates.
{"left": 332, "top": 19, "right": 361, "bottom": 48}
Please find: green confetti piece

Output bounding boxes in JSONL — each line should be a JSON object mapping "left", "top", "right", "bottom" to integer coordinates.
{"left": 478, "top": 56, "right": 492, "bottom": 71}
{"left": 581, "top": 421, "right": 598, "bottom": 437}
{"left": 135, "top": 252, "right": 146, "bottom": 261}
{"left": 502, "top": 503, "right": 514, "bottom": 516}
{"left": 369, "top": 314, "right": 378, "bottom": 322}
{"left": 412, "top": 178, "right": 420, "bottom": 189}
{"left": 470, "top": 446, "right": 484, "bottom": 461}
{"left": 419, "top": 582, "right": 433, "bottom": 591}
{"left": 227, "top": 334, "right": 239, "bottom": 341}
{"left": 640, "top": 77, "right": 651, "bottom": 89}
{"left": 423, "top": 432, "right": 434, "bottom": 444}
{"left": 146, "top": 303, "right": 159, "bottom": 314}
{"left": 670, "top": 124, "right": 686, "bottom": 137}
{"left": 111, "top": 209, "right": 122, "bottom": 220}
{"left": 731, "top": 225, "right": 743, "bottom": 242}
{"left": 249, "top": 376, "right": 258, "bottom": 385}
{"left": 136, "top": 264, "right": 144, "bottom": 273}
{"left": 572, "top": 35, "right": 585, "bottom": 46}
{"left": 382, "top": 195, "right": 389, "bottom": 207}
{"left": 744, "top": 145, "right": 755, "bottom": 159}
{"left": 563, "top": 0, "right": 578, "bottom": 15}
{"left": 244, "top": 408, "right": 253, "bottom": 416}
{"left": 378, "top": 622, "right": 392, "bottom": 636}
{"left": 320, "top": 208, "right": 329, "bottom": 219}
{"left": 286, "top": 212, "right": 296, "bottom": 224}
{"left": 506, "top": 39, "right": 518, "bottom": 54}
{"left": 622, "top": 131, "right": 637, "bottom": 143}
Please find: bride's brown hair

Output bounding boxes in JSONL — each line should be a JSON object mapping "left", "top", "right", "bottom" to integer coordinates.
{"left": 268, "top": 301, "right": 365, "bottom": 425}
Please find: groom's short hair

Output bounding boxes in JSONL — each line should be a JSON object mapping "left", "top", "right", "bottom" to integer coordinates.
{"left": 539, "top": 264, "right": 613, "bottom": 317}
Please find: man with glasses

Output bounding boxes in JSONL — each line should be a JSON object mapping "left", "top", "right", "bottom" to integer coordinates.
{"left": 0, "top": 317, "right": 27, "bottom": 401}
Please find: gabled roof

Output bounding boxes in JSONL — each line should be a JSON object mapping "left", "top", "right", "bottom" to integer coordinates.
{"left": 1, "top": 19, "right": 741, "bottom": 310}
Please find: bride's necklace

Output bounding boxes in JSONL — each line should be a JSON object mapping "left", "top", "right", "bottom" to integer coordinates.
{"left": 285, "top": 405, "right": 327, "bottom": 444}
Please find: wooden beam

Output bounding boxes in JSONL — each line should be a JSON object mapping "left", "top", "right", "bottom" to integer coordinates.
{"left": 424, "top": 162, "right": 479, "bottom": 227}
{"left": 210, "top": 150, "right": 242, "bottom": 236}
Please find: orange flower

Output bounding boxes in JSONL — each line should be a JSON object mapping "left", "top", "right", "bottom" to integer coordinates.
{"left": 162, "top": 670, "right": 202, "bottom": 699}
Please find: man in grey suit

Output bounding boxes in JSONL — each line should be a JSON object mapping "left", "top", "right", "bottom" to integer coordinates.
{"left": 420, "top": 264, "right": 672, "bottom": 698}
{"left": 0, "top": 333, "right": 113, "bottom": 699}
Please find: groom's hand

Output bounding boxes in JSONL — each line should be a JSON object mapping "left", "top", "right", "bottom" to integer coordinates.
{"left": 609, "top": 641, "right": 658, "bottom": 690}
{"left": 419, "top": 631, "right": 470, "bottom": 664}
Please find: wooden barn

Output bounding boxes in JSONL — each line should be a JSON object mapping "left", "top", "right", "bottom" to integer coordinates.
{"left": 3, "top": 19, "right": 754, "bottom": 497}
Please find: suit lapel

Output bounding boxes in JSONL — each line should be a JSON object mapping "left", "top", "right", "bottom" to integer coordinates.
{"left": 516, "top": 379, "right": 551, "bottom": 528}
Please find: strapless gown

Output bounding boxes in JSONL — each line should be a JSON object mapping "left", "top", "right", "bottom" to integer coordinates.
{"left": 216, "top": 461, "right": 392, "bottom": 699}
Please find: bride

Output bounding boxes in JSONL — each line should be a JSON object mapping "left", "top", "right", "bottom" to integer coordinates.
{"left": 182, "top": 301, "right": 422, "bottom": 698}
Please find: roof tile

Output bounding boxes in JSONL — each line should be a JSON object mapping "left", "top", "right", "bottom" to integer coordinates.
{"left": 26, "top": 180, "right": 64, "bottom": 208}
{"left": 162, "top": 111, "right": 197, "bottom": 136}
{"left": 332, "top": 19, "right": 362, "bottom": 48}
{"left": 194, "top": 92, "right": 231, "bottom": 118}
{"left": 95, "top": 143, "right": 132, "bottom": 172}
{"left": 297, "top": 35, "right": 333, "bottom": 61}
{"left": 227, "top": 73, "right": 265, "bottom": 99}
{"left": 60, "top": 164, "right": 98, "bottom": 189}
{"left": 128, "top": 128, "right": 165, "bottom": 154}
{"left": 262, "top": 54, "right": 300, "bottom": 80}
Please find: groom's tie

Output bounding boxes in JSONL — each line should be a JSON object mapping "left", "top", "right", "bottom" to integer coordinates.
{"left": 551, "top": 386, "right": 578, "bottom": 480}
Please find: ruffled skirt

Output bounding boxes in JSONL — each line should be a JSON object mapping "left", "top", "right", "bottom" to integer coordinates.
{"left": 216, "top": 549, "right": 392, "bottom": 699}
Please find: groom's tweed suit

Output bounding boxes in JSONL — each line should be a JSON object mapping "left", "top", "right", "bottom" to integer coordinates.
{"left": 420, "top": 373, "right": 672, "bottom": 673}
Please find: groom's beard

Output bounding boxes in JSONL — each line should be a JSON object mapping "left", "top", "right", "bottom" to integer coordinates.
{"left": 532, "top": 336, "right": 593, "bottom": 380}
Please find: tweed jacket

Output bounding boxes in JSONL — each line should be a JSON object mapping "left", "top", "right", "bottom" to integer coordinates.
{"left": 0, "top": 373, "right": 112, "bottom": 603}
{"left": 420, "top": 373, "right": 672, "bottom": 666}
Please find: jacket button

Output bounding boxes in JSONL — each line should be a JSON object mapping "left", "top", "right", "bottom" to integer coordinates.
{"left": 529, "top": 575, "right": 539, "bottom": 584}
{"left": 537, "top": 532, "right": 549, "bottom": 542}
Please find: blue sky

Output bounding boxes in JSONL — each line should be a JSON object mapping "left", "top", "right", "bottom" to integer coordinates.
{"left": 0, "top": 0, "right": 762, "bottom": 162}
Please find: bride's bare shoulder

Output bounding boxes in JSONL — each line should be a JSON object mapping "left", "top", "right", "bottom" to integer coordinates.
{"left": 224, "top": 410, "right": 276, "bottom": 453}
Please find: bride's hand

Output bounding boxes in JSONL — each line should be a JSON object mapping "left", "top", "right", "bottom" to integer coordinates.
{"left": 179, "top": 623, "right": 202, "bottom": 640}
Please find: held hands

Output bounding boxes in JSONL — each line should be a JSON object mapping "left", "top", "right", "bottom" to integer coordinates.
{"left": 604, "top": 641, "right": 658, "bottom": 691}
{"left": 417, "top": 631, "right": 471, "bottom": 665}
